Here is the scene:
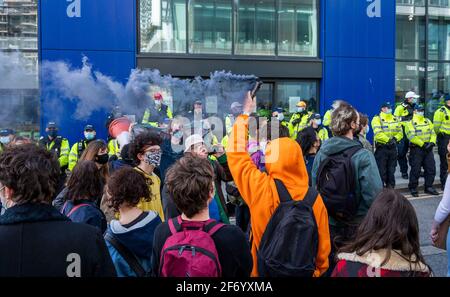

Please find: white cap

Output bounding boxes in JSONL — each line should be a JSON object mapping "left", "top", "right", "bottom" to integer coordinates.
{"left": 184, "top": 134, "right": 204, "bottom": 153}
{"left": 405, "top": 91, "right": 420, "bottom": 99}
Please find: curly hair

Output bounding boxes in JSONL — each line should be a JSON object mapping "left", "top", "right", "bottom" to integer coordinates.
{"left": 106, "top": 167, "right": 150, "bottom": 212}
{"left": 296, "top": 126, "right": 318, "bottom": 156}
{"left": 0, "top": 144, "right": 60, "bottom": 204}
{"left": 165, "top": 155, "right": 215, "bottom": 218}
{"left": 330, "top": 102, "right": 358, "bottom": 136}
{"left": 66, "top": 161, "right": 104, "bottom": 203}
{"left": 129, "top": 131, "right": 163, "bottom": 163}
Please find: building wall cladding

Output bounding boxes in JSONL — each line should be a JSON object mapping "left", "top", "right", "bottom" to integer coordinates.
{"left": 38, "top": 0, "right": 396, "bottom": 142}
{"left": 320, "top": 0, "right": 396, "bottom": 121}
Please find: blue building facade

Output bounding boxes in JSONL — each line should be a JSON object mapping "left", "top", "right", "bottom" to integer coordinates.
{"left": 38, "top": 0, "right": 396, "bottom": 143}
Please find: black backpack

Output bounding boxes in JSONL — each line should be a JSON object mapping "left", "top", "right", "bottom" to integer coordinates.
{"left": 257, "top": 179, "right": 318, "bottom": 277}
{"left": 316, "top": 145, "right": 362, "bottom": 222}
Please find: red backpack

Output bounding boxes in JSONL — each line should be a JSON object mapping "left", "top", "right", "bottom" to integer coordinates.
{"left": 159, "top": 216, "right": 224, "bottom": 277}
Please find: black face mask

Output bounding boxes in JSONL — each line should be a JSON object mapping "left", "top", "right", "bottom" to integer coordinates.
{"left": 96, "top": 154, "right": 109, "bottom": 165}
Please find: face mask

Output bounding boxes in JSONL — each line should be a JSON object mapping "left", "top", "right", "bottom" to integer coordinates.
{"left": 145, "top": 151, "right": 162, "bottom": 168}
{"left": 416, "top": 111, "right": 424, "bottom": 117}
{"left": 173, "top": 130, "right": 183, "bottom": 139}
{"left": 412, "top": 98, "right": 418, "bottom": 104}
{"left": 277, "top": 113, "right": 285, "bottom": 121}
{"left": 155, "top": 100, "right": 162, "bottom": 107}
{"left": 0, "top": 137, "right": 10, "bottom": 145}
{"left": 95, "top": 154, "right": 109, "bottom": 165}
{"left": 297, "top": 107, "right": 305, "bottom": 113}
{"left": 315, "top": 119, "right": 322, "bottom": 126}
{"left": 47, "top": 130, "right": 58, "bottom": 138}
{"left": 0, "top": 186, "right": 8, "bottom": 213}
{"left": 84, "top": 132, "right": 95, "bottom": 141}
{"left": 365, "top": 125, "right": 370, "bottom": 134}
{"left": 385, "top": 109, "right": 392, "bottom": 114}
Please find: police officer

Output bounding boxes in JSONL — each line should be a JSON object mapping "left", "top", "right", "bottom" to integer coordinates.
{"left": 395, "top": 91, "right": 419, "bottom": 179}
{"left": 0, "top": 129, "right": 15, "bottom": 152}
{"left": 433, "top": 94, "right": 450, "bottom": 190}
{"left": 142, "top": 92, "right": 173, "bottom": 127}
{"left": 372, "top": 102, "right": 403, "bottom": 188}
{"left": 405, "top": 105, "right": 439, "bottom": 197}
{"left": 289, "top": 100, "right": 312, "bottom": 140}
{"left": 68, "top": 124, "right": 97, "bottom": 171}
{"left": 308, "top": 113, "right": 329, "bottom": 142}
{"left": 39, "top": 122, "right": 70, "bottom": 171}
{"left": 272, "top": 107, "right": 294, "bottom": 136}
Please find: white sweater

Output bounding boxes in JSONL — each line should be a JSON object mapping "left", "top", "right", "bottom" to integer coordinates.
{"left": 435, "top": 177, "right": 450, "bottom": 223}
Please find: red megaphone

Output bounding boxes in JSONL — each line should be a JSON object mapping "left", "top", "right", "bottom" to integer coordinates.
{"left": 109, "top": 117, "right": 131, "bottom": 138}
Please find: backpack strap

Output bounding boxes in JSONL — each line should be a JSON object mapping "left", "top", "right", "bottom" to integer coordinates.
{"left": 168, "top": 216, "right": 183, "bottom": 235}
{"left": 302, "top": 187, "right": 318, "bottom": 208}
{"left": 104, "top": 232, "right": 147, "bottom": 277}
{"left": 203, "top": 220, "right": 225, "bottom": 236}
{"left": 274, "top": 179, "right": 292, "bottom": 203}
{"left": 66, "top": 203, "right": 91, "bottom": 217}
{"left": 342, "top": 145, "right": 362, "bottom": 158}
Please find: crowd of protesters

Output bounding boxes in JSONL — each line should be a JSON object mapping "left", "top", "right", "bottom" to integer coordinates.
{"left": 0, "top": 91, "right": 448, "bottom": 277}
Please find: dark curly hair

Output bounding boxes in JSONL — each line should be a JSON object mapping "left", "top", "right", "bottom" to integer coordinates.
{"left": 129, "top": 131, "right": 163, "bottom": 163}
{"left": 106, "top": 167, "right": 150, "bottom": 212}
{"left": 165, "top": 154, "right": 215, "bottom": 218}
{"left": 66, "top": 161, "right": 104, "bottom": 203}
{"left": 0, "top": 144, "right": 60, "bottom": 204}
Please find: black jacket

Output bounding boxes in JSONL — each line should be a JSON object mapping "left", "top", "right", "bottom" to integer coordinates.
{"left": 0, "top": 203, "right": 116, "bottom": 277}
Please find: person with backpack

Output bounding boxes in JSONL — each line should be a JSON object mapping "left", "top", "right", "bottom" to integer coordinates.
{"left": 226, "top": 92, "right": 331, "bottom": 277}
{"left": 296, "top": 127, "right": 321, "bottom": 186}
{"left": 152, "top": 155, "right": 252, "bottom": 277}
{"left": 0, "top": 145, "right": 116, "bottom": 277}
{"left": 332, "top": 189, "right": 432, "bottom": 277}
{"left": 311, "top": 102, "right": 383, "bottom": 275}
{"left": 61, "top": 161, "right": 107, "bottom": 234}
{"left": 104, "top": 167, "right": 162, "bottom": 277}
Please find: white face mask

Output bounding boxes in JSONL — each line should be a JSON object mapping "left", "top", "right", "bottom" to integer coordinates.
{"left": 297, "top": 107, "right": 305, "bottom": 113}
{"left": 385, "top": 108, "right": 392, "bottom": 114}
{"left": 416, "top": 111, "right": 424, "bottom": 117}
{"left": 315, "top": 119, "right": 322, "bottom": 126}
{"left": 365, "top": 125, "right": 370, "bottom": 134}
{"left": 0, "top": 137, "right": 10, "bottom": 145}
{"left": 277, "top": 113, "right": 285, "bottom": 121}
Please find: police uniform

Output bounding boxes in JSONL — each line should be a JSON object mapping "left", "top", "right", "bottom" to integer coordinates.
{"left": 372, "top": 112, "right": 403, "bottom": 188}
{"left": 39, "top": 136, "right": 70, "bottom": 170}
{"left": 433, "top": 103, "right": 450, "bottom": 187}
{"left": 108, "top": 138, "right": 120, "bottom": 159}
{"left": 68, "top": 140, "right": 91, "bottom": 171}
{"left": 142, "top": 104, "right": 173, "bottom": 127}
{"left": 323, "top": 109, "right": 332, "bottom": 127}
{"left": 405, "top": 112, "right": 438, "bottom": 195}
{"left": 394, "top": 101, "right": 415, "bottom": 177}
{"left": 289, "top": 111, "right": 311, "bottom": 140}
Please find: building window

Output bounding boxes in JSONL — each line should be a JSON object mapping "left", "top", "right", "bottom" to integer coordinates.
{"left": 396, "top": 1, "right": 426, "bottom": 60}
{"left": 139, "top": 0, "right": 318, "bottom": 57}
{"left": 395, "top": 61, "right": 426, "bottom": 101}
{"left": 235, "top": 0, "right": 276, "bottom": 56}
{"left": 0, "top": 0, "right": 39, "bottom": 139}
{"left": 188, "top": 0, "right": 232, "bottom": 54}
{"left": 278, "top": 0, "right": 317, "bottom": 57}
{"left": 140, "top": 0, "right": 187, "bottom": 53}
{"left": 276, "top": 81, "right": 318, "bottom": 113}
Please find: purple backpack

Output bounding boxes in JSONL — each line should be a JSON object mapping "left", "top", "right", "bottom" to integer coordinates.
{"left": 159, "top": 216, "right": 224, "bottom": 277}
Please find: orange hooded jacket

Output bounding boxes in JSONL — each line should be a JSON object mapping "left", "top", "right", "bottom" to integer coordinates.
{"left": 227, "top": 115, "right": 331, "bottom": 277}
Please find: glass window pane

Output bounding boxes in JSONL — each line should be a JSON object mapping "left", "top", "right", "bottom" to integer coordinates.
{"left": 188, "top": 0, "right": 232, "bottom": 54}
{"left": 428, "top": 1, "right": 450, "bottom": 60}
{"left": 276, "top": 81, "right": 318, "bottom": 114}
{"left": 236, "top": 0, "right": 276, "bottom": 56}
{"left": 0, "top": 1, "right": 38, "bottom": 50}
{"left": 256, "top": 83, "right": 274, "bottom": 115}
{"left": 396, "top": 0, "right": 426, "bottom": 60}
{"left": 426, "top": 62, "right": 450, "bottom": 116}
{"left": 395, "top": 61, "right": 426, "bottom": 105}
{"left": 278, "top": 0, "right": 317, "bottom": 57}
{"left": 140, "top": 0, "right": 187, "bottom": 53}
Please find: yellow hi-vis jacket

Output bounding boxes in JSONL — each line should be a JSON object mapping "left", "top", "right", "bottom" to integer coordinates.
{"left": 405, "top": 114, "right": 436, "bottom": 148}
{"left": 371, "top": 112, "right": 403, "bottom": 145}
{"left": 433, "top": 106, "right": 450, "bottom": 135}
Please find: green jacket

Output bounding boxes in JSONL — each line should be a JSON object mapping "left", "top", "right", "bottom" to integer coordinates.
{"left": 311, "top": 136, "right": 383, "bottom": 227}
